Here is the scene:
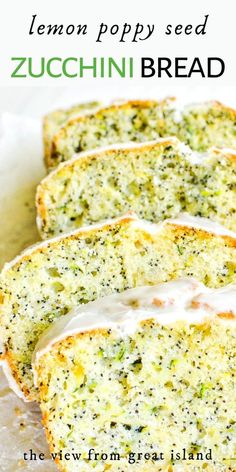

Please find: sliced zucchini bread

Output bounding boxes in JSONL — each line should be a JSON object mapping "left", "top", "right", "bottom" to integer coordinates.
{"left": 36, "top": 138, "right": 236, "bottom": 239}
{"left": 1, "top": 214, "right": 236, "bottom": 401}
{"left": 45, "top": 98, "right": 236, "bottom": 170}
{"left": 33, "top": 279, "right": 236, "bottom": 472}
{"left": 44, "top": 101, "right": 101, "bottom": 166}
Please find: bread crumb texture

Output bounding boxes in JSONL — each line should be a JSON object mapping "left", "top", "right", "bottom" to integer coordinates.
{"left": 35, "top": 319, "right": 236, "bottom": 471}
{"left": 0, "top": 216, "right": 236, "bottom": 400}
{"left": 37, "top": 139, "right": 236, "bottom": 238}
{"left": 45, "top": 99, "right": 236, "bottom": 169}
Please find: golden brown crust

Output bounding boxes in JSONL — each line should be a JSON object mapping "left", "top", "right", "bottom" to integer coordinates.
{"left": 41, "top": 412, "right": 66, "bottom": 471}
{"left": 212, "top": 147, "right": 236, "bottom": 161}
{"left": 36, "top": 192, "right": 47, "bottom": 233}
{"left": 35, "top": 329, "right": 111, "bottom": 370}
{"left": 42, "top": 118, "right": 50, "bottom": 166}
{"left": 3, "top": 350, "right": 34, "bottom": 401}
{"left": 56, "top": 99, "right": 168, "bottom": 130}
{"left": 209, "top": 100, "right": 236, "bottom": 118}
{"left": 166, "top": 222, "right": 236, "bottom": 247}
{"left": 217, "top": 311, "right": 235, "bottom": 320}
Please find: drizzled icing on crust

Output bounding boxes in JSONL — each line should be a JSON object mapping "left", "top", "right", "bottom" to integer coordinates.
{"left": 33, "top": 278, "right": 236, "bottom": 368}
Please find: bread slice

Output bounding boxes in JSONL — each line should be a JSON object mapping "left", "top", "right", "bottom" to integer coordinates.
{"left": 1, "top": 214, "right": 236, "bottom": 402}
{"left": 33, "top": 279, "right": 236, "bottom": 472}
{"left": 46, "top": 98, "right": 236, "bottom": 170}
{"left": 36, "top": 138, "right": 236, "bottom": 239}
{"left": 43, "top": 101, "right": 101, "bottom": 166}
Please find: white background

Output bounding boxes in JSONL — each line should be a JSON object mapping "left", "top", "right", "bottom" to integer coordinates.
{"left": 0, "top": 0, "right": 235, "bottom": 114}
{"left": 0, "top": 0, "right": 236, "bottom": 87}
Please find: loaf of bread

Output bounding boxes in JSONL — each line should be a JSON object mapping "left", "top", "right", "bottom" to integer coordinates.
{"left": 33, "top": 279, "right": 236, "bottom": 471}
{"left": 43, "top": 101, "right": 101, "bottom": 166}
{"left": 36, "top": 138, "right": 236, "bottom": 239}
{"left": 45, "top": 98, "right": 236, "bottom": 170}
{"left": 0, "top": 214, "right": 236, "bottom": 401}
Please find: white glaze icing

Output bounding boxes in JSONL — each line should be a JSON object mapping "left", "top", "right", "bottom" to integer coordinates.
{"left": 167, "top": 213, "right": 236, "bottom": 238}
{"left": 192, "top": 284, "right": 236, "bottom": 315}
{"left": 33, "top": 279, "right": 236, "bottom": 369}
{"left": 170, "top": 99, "right": 186, "bottom": 123}
{"left": 177, "top": 142, "right": 207, "bottom": 164}
{"left": 130, "top": 213, "right": 236, "bottom": 239}
{"left": 212, "top": 147, "right": 236, "bottom": 157}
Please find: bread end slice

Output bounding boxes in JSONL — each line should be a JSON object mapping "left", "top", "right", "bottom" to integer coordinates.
{"left": 43, "top": 101, "right": 101, "bottom": 168}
